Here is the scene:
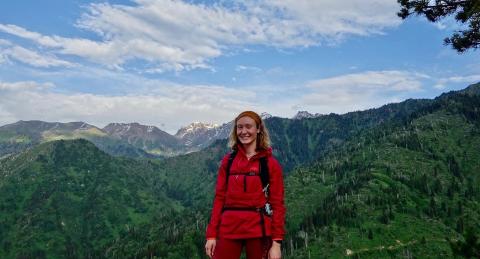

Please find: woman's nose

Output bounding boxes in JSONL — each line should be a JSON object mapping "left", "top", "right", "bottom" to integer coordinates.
{"left": 240, "top": 128, "right": 248, "bottom": 134}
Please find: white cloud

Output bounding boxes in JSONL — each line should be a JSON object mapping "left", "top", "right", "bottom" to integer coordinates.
{"left": 0, "top": 81, "right": 53, "bottom": 91}
{"left": 2, "top": 45, "right": 75, "bottom": 68}
{"left": 0, "top": 24, "right": 63, "bottom": 48}
{"left": 434, "top": 74, "right": 480, "bottom": 89}
{"left": 235, "top": 65, "right": 262, "bottom": 72}
{"left": 0, "top": 39, "right": 11, "bottom": 46}
{"left": 0, "top": 38, "right": 75, "bottom": 68}
{"left": 298, "top": 70, "right": 427, "bottom": 114}
{"left": 438, "top": 75, "right": 480, "bottom": 84}
{"left": 433, "top": 84, "right": 446, "bottom": 90}
{"left": 307, "top": 71, "right": 426, "bottom": 91}
{"left": 262, "top": 0, "right": 401, "bottom": 38}
{"left": 431, "top": 15, "right": 462, "bottom": 31}
{"left": 0, "top": 0, "right": 401, "bottom": 71}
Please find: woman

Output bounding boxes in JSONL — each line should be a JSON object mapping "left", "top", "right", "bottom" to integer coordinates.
{"left": 205, "top": 111, "right": 286, "bottom": 259}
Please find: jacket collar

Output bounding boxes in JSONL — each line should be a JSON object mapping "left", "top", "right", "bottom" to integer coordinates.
{"left": 236, "top": 144, "right": 272, "bottom": 159}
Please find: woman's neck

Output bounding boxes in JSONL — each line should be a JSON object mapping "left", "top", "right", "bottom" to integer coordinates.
{"left": 242, "top": 142, "right": 257, "bottom": 157}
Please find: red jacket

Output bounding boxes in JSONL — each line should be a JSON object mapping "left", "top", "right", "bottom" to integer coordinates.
{"left": 206, "top": 145, "right": 286, "bottom": 240}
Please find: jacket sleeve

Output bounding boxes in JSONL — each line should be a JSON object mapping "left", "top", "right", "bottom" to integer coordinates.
{"left": 269, "top": 157, "right": 286, "bottom": 240}
{"left": 205, "top": 154, "right": 229, "bottom": 239}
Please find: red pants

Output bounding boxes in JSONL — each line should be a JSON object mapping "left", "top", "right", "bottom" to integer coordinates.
{"left": 213, "top": 238, "right": 272, "bottom": 259}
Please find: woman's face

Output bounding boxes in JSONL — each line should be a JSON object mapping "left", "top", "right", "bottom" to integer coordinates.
{"left": 236, "top": 116, "right": 260, "bottom": 146}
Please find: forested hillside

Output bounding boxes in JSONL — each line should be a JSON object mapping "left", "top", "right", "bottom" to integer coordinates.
{"left": 267, "top": 97, "right": 432, "bottom": 172}
{"left": 284, "top": 84, "right": 480, "bottom": 257}
{"left": 0, "top": 139, "right": 189, "bottom": 258}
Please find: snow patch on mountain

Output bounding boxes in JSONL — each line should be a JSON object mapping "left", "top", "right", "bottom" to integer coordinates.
{"left": 175, "top": 122, "right": 219, "bottom": 139}
{"left": 293, "top": 111, "right": 322, "bottom": 120}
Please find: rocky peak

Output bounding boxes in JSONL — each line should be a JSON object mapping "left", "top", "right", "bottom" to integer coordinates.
{"left": 260, "top": 112, "right": 273, "bottom": 120}
{"left": 175, "top": 122, "right": 219, "bottom": 139}
{"left": 293, "top": 111, "right": 321, "bottom": 120}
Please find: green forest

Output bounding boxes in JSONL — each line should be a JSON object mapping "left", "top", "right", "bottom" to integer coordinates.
{"left": 0, "top": 83, "right": 479, "bottom": 258}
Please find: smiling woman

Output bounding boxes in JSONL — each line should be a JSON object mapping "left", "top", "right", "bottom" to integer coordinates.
{"left": 205, "top": 111, "right": 286, "bottom": 259}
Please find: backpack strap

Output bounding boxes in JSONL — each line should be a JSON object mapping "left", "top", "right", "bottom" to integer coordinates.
{"left": 259, "top": 157, "right": 270, "bottom": 195}
{"left": 225, "top": 150, "right": 237, "bottom": 187}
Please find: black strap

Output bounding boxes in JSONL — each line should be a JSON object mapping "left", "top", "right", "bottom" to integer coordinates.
{"left": 259, "top": 157, "right": 269, "bottom": 191}
{"left": 229, "top": 172, "right": 256, "bottom": 176}
{"left": 225, "top": 150, "right": 237, "bottom": 187}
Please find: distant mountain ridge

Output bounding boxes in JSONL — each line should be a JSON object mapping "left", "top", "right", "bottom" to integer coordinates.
{"left": 103, "top": 122, "right": 182, "bottom": 155}
{"left": 0, "top": 120, "right": 103, "bottom": 138}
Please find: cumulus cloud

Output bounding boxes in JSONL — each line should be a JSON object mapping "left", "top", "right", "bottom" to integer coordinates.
{"left": 261, "top": 0, "right": 400, "bottom": 38}
{"left": 297, "top": 70, "right": 427, "bottom": 114}
{"left": 0, "top": 0, "right": 401, "bottom": 71}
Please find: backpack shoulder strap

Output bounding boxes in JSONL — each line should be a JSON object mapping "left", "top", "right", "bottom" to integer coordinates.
{"left": 259, "top": 156, "right": 269, "bottom": 190}
{"left": 225, "top": 150, "right": 237, "bottom": 187}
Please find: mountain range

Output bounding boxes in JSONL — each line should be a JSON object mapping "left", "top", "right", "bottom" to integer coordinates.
{"left": 0, "top": 120, "right": 227, "bottom": 158}
{"left": 0, "top": 110, "right": 293, "bottom": 159}
{"left": 0, "top": 110, "right": 344, "bottom": 159}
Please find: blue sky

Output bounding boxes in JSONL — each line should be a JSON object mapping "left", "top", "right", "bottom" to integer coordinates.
{"left": 0, "top": 0, "right": 479, "bottom": 134}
